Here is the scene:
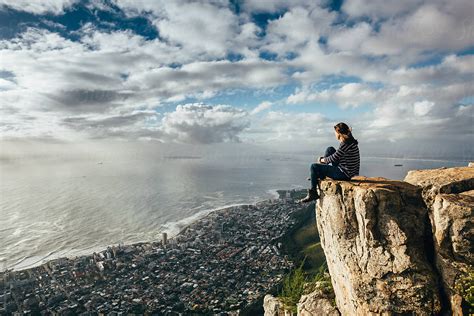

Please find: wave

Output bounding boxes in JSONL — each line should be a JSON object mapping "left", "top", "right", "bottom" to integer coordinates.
{"left": 158, "top": 202, "right": 256, "bottom": 237}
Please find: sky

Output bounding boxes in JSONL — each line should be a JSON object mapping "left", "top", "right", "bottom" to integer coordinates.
{"left": 0, "top": 0, "right": 473, "bottom": 159}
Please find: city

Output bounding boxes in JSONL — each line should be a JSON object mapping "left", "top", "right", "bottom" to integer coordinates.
{"left": 1, "top": 191, "right": 311, "bottom": 314}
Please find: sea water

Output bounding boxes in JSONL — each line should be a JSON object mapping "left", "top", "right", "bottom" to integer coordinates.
{"left": 0, "top": 147, "right": 467, "bottom": 271}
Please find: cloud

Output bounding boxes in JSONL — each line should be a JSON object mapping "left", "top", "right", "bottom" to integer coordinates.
{"left": 337, "top": 1, "right": 474, "bottom": 60}
{"left": 59, "top": 111, "right": 160, "bottom": 139}
{"left": 249, "top": 111, "right": 329, "bottom": 143}
{"left": 287, "top": 83, "right": 382, "bottom": 108}
{"left": 0, "top": 0, "right": 77, "bottom": 15}
{"left": 0, "top": 0, "right": 472, "bottom": 157}
{"left": 127, "top": 59, "right": 288, "bottom": 102}
{"left": 263, "top": 6, "right": 336, "bottom": 56}
{"left": 54, "top": 103, "right": 250, "bottom": 143}
{"left": 250, "top": 101, "right": 272, "bottom": 115}
{"left": 0, "top": 24, "right": 284, "bottom": 141}
{"left": 241, "top": 0, "right": 323, "bottom": 14}
{"left": 342, "top": 0, "right": 424, "bottom": 20}
{"left": 114, "top": 0, "right": 244, "bottom": 58}
{"left": 153, "top": 2, "right": 239, "bottom": 57}
{"left": 160, "top": 103, "right": 249, "bottom": 144}
{"left": 413, "top": 100, "right": 434, "bottom": 116}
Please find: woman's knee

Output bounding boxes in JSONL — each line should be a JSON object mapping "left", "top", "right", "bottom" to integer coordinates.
{"left": 310, "top": 163, "right": 322, "bottom": 174}
{"left": 325, "top": 146, "right": 336, "bottom": 157}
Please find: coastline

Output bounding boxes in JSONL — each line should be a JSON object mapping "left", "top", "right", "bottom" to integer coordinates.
{"left": 5, "top": 190, "right": 288, "bottom": 273}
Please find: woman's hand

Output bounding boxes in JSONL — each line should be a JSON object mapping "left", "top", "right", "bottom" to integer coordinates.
{"left": 318, "top": 157, "right": 326, "bottom": 164}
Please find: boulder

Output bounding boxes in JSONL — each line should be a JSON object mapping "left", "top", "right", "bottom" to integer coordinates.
{"left": 404, "top": 166, "right": 474, "bottom": 208}
{"left": 297, "top": 281, "right": 339, "bottom": 316}
{"left": 263, "top": 295, "right": 289, "bottom": 316}
{"left": 316, "top": 177, "right": 441, "bottom": 315}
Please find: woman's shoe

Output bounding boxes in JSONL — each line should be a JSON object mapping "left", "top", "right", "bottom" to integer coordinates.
{"left": 298, "top": 188, "right": 319, "bottom": 203}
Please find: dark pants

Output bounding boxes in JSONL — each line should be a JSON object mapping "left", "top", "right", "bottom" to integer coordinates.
{"left": 310, "top": 146, "right": 349, "bottom": 189}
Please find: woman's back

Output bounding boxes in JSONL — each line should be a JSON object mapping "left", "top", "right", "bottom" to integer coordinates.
{"left": 337, "top": 140, "right": 360, "bottom": 178}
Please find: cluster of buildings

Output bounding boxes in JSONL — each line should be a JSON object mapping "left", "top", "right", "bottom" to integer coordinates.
{"left": 1, "top": 190, "right": 310, "bottom": 314}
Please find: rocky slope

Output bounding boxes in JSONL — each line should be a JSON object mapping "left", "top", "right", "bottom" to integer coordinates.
{"left": 264, "top": 164, "right": 473, "bottom": 315}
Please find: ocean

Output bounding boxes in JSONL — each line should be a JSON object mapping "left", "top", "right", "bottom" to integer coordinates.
{"left": 0, "top": 145, "right": 468, "bottom": 271}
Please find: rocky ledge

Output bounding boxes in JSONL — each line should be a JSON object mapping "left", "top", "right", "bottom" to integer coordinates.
{"left": 265, "top": 164, "right": 473, "bottom": 315}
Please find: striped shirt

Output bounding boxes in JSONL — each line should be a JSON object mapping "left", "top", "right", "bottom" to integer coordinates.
{"left": 325, "top": 140, "right": 360, "bottom": 178}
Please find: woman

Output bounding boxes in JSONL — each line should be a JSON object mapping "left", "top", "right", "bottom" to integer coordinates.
{"left": 299, "top": 122, "right": 360, "bottom": 203}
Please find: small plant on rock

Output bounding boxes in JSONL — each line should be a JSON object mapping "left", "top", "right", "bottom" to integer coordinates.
{"left": 279, "top": 261, "right": 307, "bottom": 314}
{"left": 454, "top": 265, "right": 474, "bottom": 313}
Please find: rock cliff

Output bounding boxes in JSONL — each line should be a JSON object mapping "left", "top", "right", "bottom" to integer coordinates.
{"left": 264, "top": 164, "right": 473, "bottom": 316}
{"left": 316, "top": 176, "right": 441, "bottom": 315}
{"left": 405, "top": 166, "right": 474, "bottom": 315}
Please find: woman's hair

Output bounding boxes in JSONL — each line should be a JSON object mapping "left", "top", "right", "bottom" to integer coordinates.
{"left": 334, "top": 122, "right": 357, "bottom": 143}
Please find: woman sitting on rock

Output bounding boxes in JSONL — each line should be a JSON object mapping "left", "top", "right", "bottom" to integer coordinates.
{"left": 299, "top": 122, "right": 360, "bottom": 203}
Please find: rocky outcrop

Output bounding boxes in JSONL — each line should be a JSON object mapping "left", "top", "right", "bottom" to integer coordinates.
{"left": 405, "top": 166, "right": 474, "bottom": 208}
{"left": 264, "top": 164, "right": 473, "bottom": 315}
{"left": 405, "top": 166, "right": 474, "bottom": 315}
{"left": 263, "top": 295, "right": 289, "bottom": 316}
{"left": 297, "top": 281, "right": 339, "bottom": 316}
{"left": 263, "top": 281, "right": 339, "bottom": 316}
{"left": 315, "top": 176, "right": 441, "bottom": 315}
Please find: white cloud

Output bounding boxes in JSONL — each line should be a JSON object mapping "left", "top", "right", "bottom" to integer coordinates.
{"left": 0, "top": 26, "right": 288, "bottom": 112}
{"left": 413, "top": 100, "right": 434, "bottom": 116}
{"left": 250, "top": 101, "right": 272, "bottom": 115}
{"left": 342, "top": 0, "right": 424, "bottom": 20}
{"left": 0, "top": 0, "right": 472, "bottom": 156}
{"left": 342, "top": 2, "right": 474, "bottom": 59}
{"left": 327, "top": 23, "right": 372, "bottom": 52}
{"left": 154, "top": 2, "right": 238, "bottom": 57}
{"left": 114, "top": 0, "right": 246, "bottom": 58}
{"left": 262, "top": 6, "right": 336, "bottom": 58}
{"left": 160, "top": 103, "right": 249, "bottom": 144}
{"left": 0, "top": 0, "right": 77, "bottom": 14}
{"left": 252, "top": 111, "right": 328, "bottom": 142}
{"left": 126, "top": 59, "right": 288, "bottom": 102}
{"left": 241, "top": 0, "right": 312, "bottom": 13}
{"left": 287, "top": 83, "right": 382, "bottom": 108}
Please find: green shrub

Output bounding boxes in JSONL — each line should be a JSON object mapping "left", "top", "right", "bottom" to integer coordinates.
{"left": 454, "top": 266, "right": 474, "bottom": 313}
{"left": 279, "top": 261, "right": 307, "bottom": 314}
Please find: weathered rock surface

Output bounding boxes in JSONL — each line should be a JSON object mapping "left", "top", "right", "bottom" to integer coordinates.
{"left": 405, "top": 166, "right": 474, "bottom": 208}
{"left": 432, "top": 192, "right": 473, "bottom": 315}
{"left": 316, "top": 176, "right": 441, "bottom": 315}
{"left": 297, "top": 281, "right": 339, "bottom": 316}
{"left": 263, "top": 295, "right": 289, "bottom": 316}
{"left": 405, "top": 166, "right": 474, "bottom": 315}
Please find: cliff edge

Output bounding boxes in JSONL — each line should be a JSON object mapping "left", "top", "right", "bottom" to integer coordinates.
{"left": 265, "top": 164, "right": 473, "bottom": 315}
{"left": 316, "top": 176, "right": 441, "bottom": 315}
